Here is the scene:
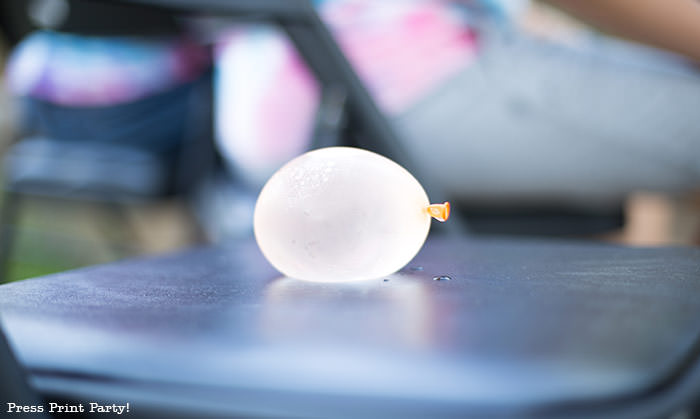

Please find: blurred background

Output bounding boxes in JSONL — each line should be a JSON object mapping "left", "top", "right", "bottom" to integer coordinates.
{"left": 0, "top": 0, "right": 699, "bottom": 283}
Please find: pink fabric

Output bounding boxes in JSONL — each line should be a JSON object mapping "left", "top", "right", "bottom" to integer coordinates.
{"left": 323, "top": 0, "right": 477, "bottom": 112}
{"left": 214, "top": 28, "right": 321, "bottom": 186}
{"left": 6, "top": 32, "right": 209, "bottom": 107}
{"left": 257, "top": 53, "right": 320, "bottom": 163}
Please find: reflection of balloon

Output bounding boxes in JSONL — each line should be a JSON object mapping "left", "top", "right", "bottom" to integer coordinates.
{"left": 254, "top": 147, "right": 449, "bottom": 282}
{"left": 261, "top": 276, "right": 432, "bottom": 347}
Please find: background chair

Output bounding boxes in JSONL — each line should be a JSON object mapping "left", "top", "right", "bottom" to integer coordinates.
{"left": 0, "top": 0, "right": 216, "bottom": 283}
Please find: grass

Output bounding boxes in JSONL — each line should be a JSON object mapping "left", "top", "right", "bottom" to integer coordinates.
{"left": 0, "top": 173, "right": 198, "bottom": 283}
{"left": 0, "top": 191, "right": 129, "bottom": 283}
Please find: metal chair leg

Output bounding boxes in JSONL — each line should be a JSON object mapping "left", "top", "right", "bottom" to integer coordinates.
{"left": 0, "top": 190, "right": 21, "bottom": 284}
{"left": 310, "top": 85, "right": 348, "bottom": 150}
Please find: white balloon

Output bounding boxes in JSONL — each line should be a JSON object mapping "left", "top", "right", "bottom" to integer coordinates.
{"left": 254, "top": 147, "right": 448, "bottom": 282}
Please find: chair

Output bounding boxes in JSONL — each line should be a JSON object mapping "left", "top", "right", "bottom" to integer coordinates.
{"left": 0, "top": 0, "right": 221, "bottom": 283}
{"left": 0, "top": 67, "right": 214, "bottom": 283}
{"left": 115, "top": 0, "right": 627, "bottom": 240}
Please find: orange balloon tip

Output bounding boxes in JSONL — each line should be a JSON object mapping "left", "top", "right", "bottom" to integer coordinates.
{"left": 426, "top": 202, "right": 450, "bottom": 222}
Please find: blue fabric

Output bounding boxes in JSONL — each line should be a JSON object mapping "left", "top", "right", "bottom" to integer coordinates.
{"left": 18, "top": 74, "right": 210, "bottom": 158}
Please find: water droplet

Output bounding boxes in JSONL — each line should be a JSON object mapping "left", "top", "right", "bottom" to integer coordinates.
{"left": 433, "top": 275, "right": 452, "bottom": 281}
{"left": 383, "top": 278, "right": 389, "bottom": 282}
{"left": 410, "top": 266, "right": 424, "bottom": 271}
